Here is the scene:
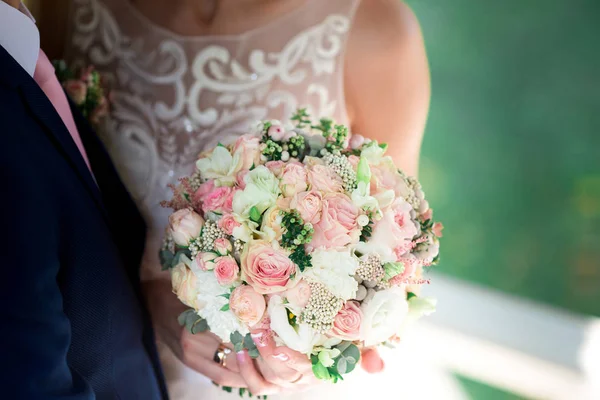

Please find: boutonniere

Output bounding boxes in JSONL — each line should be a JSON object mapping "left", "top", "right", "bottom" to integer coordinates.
{"left": 53, "top": 60, "right": 110, "bottom": 128}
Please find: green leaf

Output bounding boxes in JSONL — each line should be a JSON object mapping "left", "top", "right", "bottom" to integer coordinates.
{"left": 312, "top": 362, "right": 331, "bottom": 381}
{"left": 159, "top": 249, "right": 175, "bottom": 270}
{"left": 171, "top": 249, "right": 192, "bottom": 268}
{"left": 190, "top": 318, "right": 208, "bottom": 334}
{"left": 249, "top": 206, "right": 262, "bottom": 223}
{"left": 177, "top": 309, "right": 196, "bottom": 327}
{"left": 378, "top": 142, "right": 389, "bottom": 151}
{"left": 336, "top": 357, "right": 348, "bottom": 375}
{"left": 239, "top": 388, "right": 246, "bottom": 397}
{"left": 230, "top": 331, "right": 244, "bottom": 353}
{"left": 248, "top": 348, "right": 260, "bottom": 359}
{"left": 407, "top": 291, "right": 417, "bottom": 300}
{"left": 220, "top": 304, "right": 230, "bottom": 312}
{"left": 219, "top": 293, "right": 231, "bottom": 300}
{"left": 356, "top": 156, "right": 372, "bottom": 186}
{"left": 337, "top": 343, "right": 361, "bottom": 375}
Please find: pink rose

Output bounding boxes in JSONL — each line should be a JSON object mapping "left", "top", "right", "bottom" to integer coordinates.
{"left": 229, "top": 285, "right": 266, "bottom": 327}
{"left": 290, "top": 191, "right": 322, "bottom": 224}
{"left": 196, "top": 251, "right": 217, "bottom": 271}
{"left": 370, "top": 162, "right": 412, "bottom": 200}
{"left": 284, "top": 279, "right": 311, "bottom": 309}
{"left": 236, "top": 170, "right": 249, "bottom": 189}
{"left": 241, "top": 240, "right": 298, "bottom": 294}
{"left": 309, "top": 193, "right": 359, "bottom": 250}
{"left": 349, "top": 134, "right": 365, "bottom": 150}
{"left": 64, "top": 80, "right": 87, "bottom": 105}
{"left": 265, "top": 161, "right": 286, "bottom": 177}
{"left": 267, "top": 125, "right": 286, "bottom": 141}
{"left": 330, "top": 301, "right": 363, "bottom": 341}
{"left": 307, "top": 165, "right": 343, "bottom": 192}
{"left": 218, "top": 213, "right": 241, "bottom": 235}
{"left": 198, "top": 185, "right": 235, "bottom": 214}
{"left": 169, "top": 208, "right": 205, "bottom": 246}
{"left": 393, "top": 199, "right": 419, "bottom": 242}
{"left": 214, "top": 238, "right": 233, "bottom": 256}
{"left": 214, "top": 256, "right": 240, "bottom": 286}
{"left": 280, "top": 162, "right": 308, "bottom": 197}
{"left": 233, "top": 135, "right": 261, "bottom": 170}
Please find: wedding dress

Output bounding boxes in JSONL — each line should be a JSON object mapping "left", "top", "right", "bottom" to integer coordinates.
{"left": 65, "top": 1, "right": 468, "bottom": 398}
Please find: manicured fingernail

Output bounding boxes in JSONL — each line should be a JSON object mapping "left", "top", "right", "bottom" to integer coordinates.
{"left": 236, "top": 351, "right": 248, "bottom": 363}
{"left": 272, "top": 352, "right": 289, "bottom": 362}
{"left": 251, "top": 330, "right": 269, "bottom": 347}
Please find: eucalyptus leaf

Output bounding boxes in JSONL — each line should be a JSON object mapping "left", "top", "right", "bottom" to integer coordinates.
{"left": 248, "top": 348, "right": 260, "bottom": 359}
{"left": 190, "top": 318, "right": 208, "bottom": 334}
{"left": 159, "top": 250, "right": 175, "bottom": 270}
{"left": 177, "top": 309, "right": 196, "bottom": 327}
{"left": 336, "top": 357, "right": 347, "bottom": 375}
{"left": 338, "top": 343, "right": 360, "bottom": 374}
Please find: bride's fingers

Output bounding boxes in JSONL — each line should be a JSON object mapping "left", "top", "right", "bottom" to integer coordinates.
{"left": 236, "top": 350, "right": 281, "bottom": 396}
{"left": 180, "top": 331, "right": 240, "bottom": 372}
{"left": 250, "top": 330, "right": 300, "bottom": 382}
{"left": 182, "top": 351, "right": 248, "bottom": 388}
{"left": 271, "top": 346, "right": 312, "bottom": 375}
{"left": 255, "top": 357, "right": 300, "bottom": 388}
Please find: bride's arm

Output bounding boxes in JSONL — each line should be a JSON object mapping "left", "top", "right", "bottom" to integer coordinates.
{"left": 345, "top": 0, "right": 430, "bottom": 177}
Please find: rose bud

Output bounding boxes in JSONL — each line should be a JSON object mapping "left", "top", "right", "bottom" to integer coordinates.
{"left": 349, "top": 134, "right": 365, "bottom": 150}
{"left": 169, "top": 208, "right": 204, "bottom": 246}
{"left": 196, "top": 252, "right": 217, "bottom": 271}
{"left": 214, "top": 238, "right": 233, "bottom": 256}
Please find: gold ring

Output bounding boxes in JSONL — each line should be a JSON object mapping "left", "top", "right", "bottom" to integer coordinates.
{"left": 213, "top": 344, "right": 231, "bottom": 368}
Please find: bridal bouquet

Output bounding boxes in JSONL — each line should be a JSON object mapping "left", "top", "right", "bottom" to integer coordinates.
{"left": 160, "top": 109, "right": 441, "bottom": 384}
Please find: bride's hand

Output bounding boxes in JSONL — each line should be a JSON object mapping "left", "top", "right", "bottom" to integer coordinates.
{"left": 179, "top": 329, "right": 250, "bottom": 389}
{"left": 240, "top": 329, "right": 317, "bottom": 395}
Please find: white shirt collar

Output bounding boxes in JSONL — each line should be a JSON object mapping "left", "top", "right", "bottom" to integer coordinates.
{"left": 0, "top": 1, "right": 40, "bottom": 77}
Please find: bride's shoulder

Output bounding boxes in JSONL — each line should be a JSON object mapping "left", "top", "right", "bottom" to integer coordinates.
{"left": 349, "top": 0, "right": 422, "bottom": 57}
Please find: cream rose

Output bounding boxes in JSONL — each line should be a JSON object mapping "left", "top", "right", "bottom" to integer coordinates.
{"left": 233, "top": 135, "right": 261, "bottom": 170}
{"left": 169, "top": 208, "right": 204, "bottom": 246}
{"left": 360, "top": 287, "right": 409, "bottom": 346}
{"left": 241, "top": 240, "right": 298, "bottom": 294}
{"left": 171, "top": 263, "right": 200, "bottom": 309}
{"left": 229, "top": 285, "right": 266, "bottom": 327}
{"left": 290, "top": 191, "right": 322, "bottom": 224}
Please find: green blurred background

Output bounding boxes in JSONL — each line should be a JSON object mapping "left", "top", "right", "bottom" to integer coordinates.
{"left": 408, "top": 0, "right": 600, "bottom": 317}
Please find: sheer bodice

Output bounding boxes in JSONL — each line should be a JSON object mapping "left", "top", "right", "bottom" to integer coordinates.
{"left": 65, "top": 0, "right": 359, "bottom": 280}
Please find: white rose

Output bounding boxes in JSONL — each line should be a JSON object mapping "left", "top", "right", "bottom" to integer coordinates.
{"left": 360, "top": 287, "right": 409, "bottom": 346}
{"left": 196, "top": 146, "right": 242, "bottom": 186}
{"left": 303, "top": 249, "right": 359, "bottom": 300}
{"left": 233, "top": 166, "right": 281, "bottom": 218}
{"left": 268, "top": 295, "right": 321, "bottom": 354}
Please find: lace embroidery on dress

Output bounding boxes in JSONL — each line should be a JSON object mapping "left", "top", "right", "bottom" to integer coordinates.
{"left": 65, "top": 0, "right": 360, "bottom": 278}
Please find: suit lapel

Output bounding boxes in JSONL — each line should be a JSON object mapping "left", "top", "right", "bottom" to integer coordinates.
{"left": 0, "top": 46, "right": 108, "bottom": 221}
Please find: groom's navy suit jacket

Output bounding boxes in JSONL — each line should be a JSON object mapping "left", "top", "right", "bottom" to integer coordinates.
{"left": 0, "top": 46, "right": 168, "bottom": 399}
